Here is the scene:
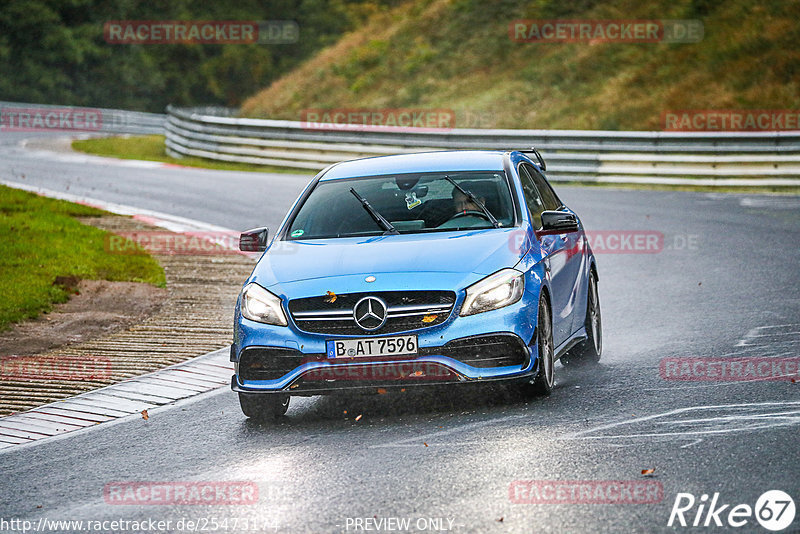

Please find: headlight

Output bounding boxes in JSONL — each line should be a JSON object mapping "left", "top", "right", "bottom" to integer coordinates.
{"left": 240, "top": 283, "right": 288, "bottom": 326}
{"left": 460, "top": 269, "right": 524, "bottom": 316}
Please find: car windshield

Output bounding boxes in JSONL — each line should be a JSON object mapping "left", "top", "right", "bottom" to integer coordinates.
{"left": 286, "top": 171, "right": 515, "bottom": 239}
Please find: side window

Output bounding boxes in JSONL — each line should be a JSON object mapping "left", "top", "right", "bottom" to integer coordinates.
{"left": 523, "top": 163, "right": 560, "bottom": 211}
{"left": 518, "top": 164, "right": 545, "bottom": 229}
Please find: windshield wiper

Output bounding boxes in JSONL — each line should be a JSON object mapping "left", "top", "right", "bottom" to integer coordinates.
{"left": 444, "top": 176, "right": 500, "bottom": 228}
{"left": 349, "top": 188, "right": 399, "bottom": 235}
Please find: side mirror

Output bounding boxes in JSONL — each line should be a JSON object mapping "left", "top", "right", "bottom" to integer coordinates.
{"left": 539, "top": 211, "right": 578, "bottom": 235}
{"left": 239, "top": 227, "right": 269, "bottom": 252}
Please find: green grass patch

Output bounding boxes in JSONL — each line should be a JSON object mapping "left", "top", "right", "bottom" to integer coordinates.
{"left": 0, "top": 185, "right": 166, "bottom": 331}
{"left": 72, "top": 135, "right": 314, "bottom": 175}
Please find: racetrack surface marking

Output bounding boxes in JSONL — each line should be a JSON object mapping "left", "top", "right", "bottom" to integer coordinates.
{"left": 560, "top": 400, "right": 800, "bottom": 441}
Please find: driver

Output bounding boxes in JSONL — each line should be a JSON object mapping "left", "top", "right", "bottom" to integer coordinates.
{"left": 438, "top": 187, "right": 488, "bottom": 228}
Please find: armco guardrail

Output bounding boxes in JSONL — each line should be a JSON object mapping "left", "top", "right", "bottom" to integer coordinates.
{"left": 1, "top": 101, "right": 165, "bottom": 135}
{"left": 163, "top": 105, "right": 798, "bottom": 186}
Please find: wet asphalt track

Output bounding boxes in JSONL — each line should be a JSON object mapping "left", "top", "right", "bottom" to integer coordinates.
{"left": 1, "top": 133, "right": 799, "bottom": 533}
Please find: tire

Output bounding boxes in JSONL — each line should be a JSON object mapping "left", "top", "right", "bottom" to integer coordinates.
{"left": 238, "top": 392, "right": 289, "bottom": 419}
{"left": 526, "top": 296, "right": 555, "bottom": 396}
{"left": 561, "top": 272, "right": 602, "bottom": 366}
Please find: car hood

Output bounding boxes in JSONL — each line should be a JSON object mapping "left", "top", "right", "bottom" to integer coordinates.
{"left": 250, "top": 228, "right": 525, "bottom": 297}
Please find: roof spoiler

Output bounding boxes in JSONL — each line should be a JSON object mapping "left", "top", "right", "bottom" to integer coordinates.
{"left": 515, "top": 147, "right": 546, "bottom": 172}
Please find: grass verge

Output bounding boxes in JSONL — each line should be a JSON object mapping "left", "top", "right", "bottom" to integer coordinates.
{"left": 72, "top": 135, "right": 314, "bottom": 175}
{"left": 0, "top": 185, "right": 166, "bottom": 331}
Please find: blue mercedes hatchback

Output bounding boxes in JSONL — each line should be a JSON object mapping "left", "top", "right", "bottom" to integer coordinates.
{"left": 231, "top": 150, "right": 601, "bottom": 418}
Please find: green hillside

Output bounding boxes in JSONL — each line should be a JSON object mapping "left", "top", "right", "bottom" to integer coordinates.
{"left": 240, "top": 0, "right": 800, "bottom": 130}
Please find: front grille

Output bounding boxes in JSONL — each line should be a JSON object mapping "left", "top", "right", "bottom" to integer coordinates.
{"left": 288, "top": 290, "right": 456, "bottom": 335}
{"left": 238, "top": 346, "right": 313, "bottom": 380}
{"left": 426, "top": 334, "right": 529, "bottom": 368}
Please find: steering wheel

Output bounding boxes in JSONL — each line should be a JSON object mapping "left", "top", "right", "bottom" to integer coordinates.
{"left": 444, "top": 210, "right": 491, "bottom": 224}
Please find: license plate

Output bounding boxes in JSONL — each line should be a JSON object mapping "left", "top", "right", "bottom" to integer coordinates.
{"left": 326, "top": 335, "right": 418, "bottom": 358}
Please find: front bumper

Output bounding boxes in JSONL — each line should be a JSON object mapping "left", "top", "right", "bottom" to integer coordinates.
{"left": 231, "top": 332, "right": 539, "bottom": 395}
{"left": 232, "top": 278, "right": 542, "bottom": 395}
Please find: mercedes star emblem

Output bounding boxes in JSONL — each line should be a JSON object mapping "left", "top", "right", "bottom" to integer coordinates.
{"left": 353, "top": 296, "right": 388, "bottom": 331}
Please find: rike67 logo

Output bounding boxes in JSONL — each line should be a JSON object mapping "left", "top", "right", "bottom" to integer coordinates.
{"left": 668, "top": 490, "right": 795, "bottom": 531}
